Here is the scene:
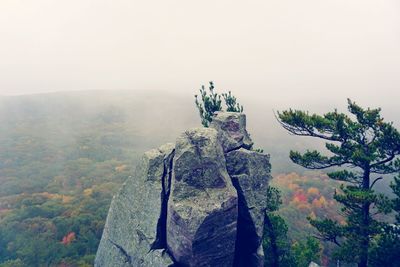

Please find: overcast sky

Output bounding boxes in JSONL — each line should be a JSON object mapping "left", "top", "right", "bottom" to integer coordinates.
{"left": 1, "top": 0, "right": 399, "bottom": 109}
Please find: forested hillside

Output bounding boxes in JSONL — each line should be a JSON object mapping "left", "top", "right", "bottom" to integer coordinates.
{"left": 0, "top": 91, "right": 197, "bottom": 266}
{"left": 0, "top": 91, "right": 396, "bottom": 266}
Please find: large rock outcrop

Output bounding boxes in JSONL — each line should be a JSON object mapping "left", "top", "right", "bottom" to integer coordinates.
{"left": 95, "top": 112, "right": 271, "bottom": 267}
{"left": 167, "top": 128, "right": 238, "bottom": 267}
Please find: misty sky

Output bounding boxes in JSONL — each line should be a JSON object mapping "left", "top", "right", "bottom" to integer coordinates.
{"left": 1, "top": 0, "right": 400, "bottom": 110}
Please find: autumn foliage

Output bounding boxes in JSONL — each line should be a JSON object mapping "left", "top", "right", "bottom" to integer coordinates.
{"left": 61, "top": 232, "right": 76, "bottom": 245}
{"left": 271, "top": 172, "right": 344, "bottom": 265}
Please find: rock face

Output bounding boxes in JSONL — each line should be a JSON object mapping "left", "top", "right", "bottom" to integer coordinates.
{"left": 95, "top": 112, "right": 271, "bottom": 267}
{"left": 225, "top": 149, "right": 270, "bottom": 266}
{"left": 167, "top": 128, "right": 238, "bottom": 267}
{"left": 95, "top": 144, "right": 175, "bottom": 267}
{"left": 210, "top": 112, "right": 253, "bottom": 152}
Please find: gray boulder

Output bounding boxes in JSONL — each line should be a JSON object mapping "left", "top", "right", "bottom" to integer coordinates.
{"left": 210, "top": 112, "right": 253, "bottom": 152}
{"left": 167, "top": 128, "right": 238, "bottom": 267}
{"left": 95, "top": 143, "right": 175, "bottom": 267}
{"left": 225, "top": 148, "right": 271, "bottom": 267}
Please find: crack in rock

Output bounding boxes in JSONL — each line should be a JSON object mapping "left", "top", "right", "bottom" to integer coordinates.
{"left": 152, "top": 149, "right": 175, "bottom": 250}
{"left": 109, "top": 239, "right": 133, "bottom": 265}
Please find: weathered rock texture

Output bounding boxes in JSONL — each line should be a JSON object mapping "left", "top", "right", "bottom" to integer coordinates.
{"left": 95, "top": 144, "right": 175, "bottom": 267}
{"left": 210, "top": 112, "right": 253, "bottom": 152}
{"left": 167, "top": 128, "right": 238, "bottom": 267}
{"left": 95, "top": 112, "right": 271, "bottom": 267}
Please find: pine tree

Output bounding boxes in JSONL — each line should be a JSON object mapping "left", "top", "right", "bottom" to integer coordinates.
{"left": 291, "top": 237, "right": 321, "bottom": 267}
{"left": 263, "top": 187, "right": 321, "bottom": 267}
{"left": 194, "top": 82, "right": 243, "bottom": 127}
{"left": 263, "top": 186, "right": 294, "bottom": 267}
{"left": 277, "top": 99, "right": 400, "bottom": 267}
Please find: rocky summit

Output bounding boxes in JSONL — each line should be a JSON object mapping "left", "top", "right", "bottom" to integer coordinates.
{"left": 95, "top": 112, "right": 271, "bottom": 267}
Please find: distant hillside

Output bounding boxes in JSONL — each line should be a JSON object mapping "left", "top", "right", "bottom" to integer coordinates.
{"left": 0, "top": 92, "right": 164, "bottom": 193}
{"left": 0, "top": 90, "right": 316, "bottom": 176}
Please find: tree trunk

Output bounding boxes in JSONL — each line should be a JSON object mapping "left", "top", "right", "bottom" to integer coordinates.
{"left": 264, "top": 213, "right": 279, "bottom": 267}
{"left": 359, "top": 168, "right": 370, "bottom": 267}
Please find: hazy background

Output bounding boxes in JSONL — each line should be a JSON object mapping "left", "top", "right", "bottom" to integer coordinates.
{"left": 1, "top": 0, "right": 400, "bottom": 170}
{"left": 1, "top": 0, "right": 400, "bottom": 110}
{"left": 0, "top": 3, "right": 399, "bottom": 265}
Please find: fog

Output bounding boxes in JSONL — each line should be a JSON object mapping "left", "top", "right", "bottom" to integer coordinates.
{"left": 1, "top": 3, "right": 400, "bottom": 265}
{"left": 1, "top": 0, "right": 399, "bottom": 110}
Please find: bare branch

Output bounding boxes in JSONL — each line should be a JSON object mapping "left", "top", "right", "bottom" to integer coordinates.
{"left": 370, "top": 177, "right": 383, "bottom": 189}
{"left": 370, "top": 152, "right": 396, "bottom": 168}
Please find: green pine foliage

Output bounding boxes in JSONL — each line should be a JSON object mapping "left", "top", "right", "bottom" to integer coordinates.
{"left": 391, "top": 175, "right": 400, "bottom": 222}
{"left": 222, "top": 91, "right": 243, "bottom": 113}
{"left": 263, "top": 186, "right": 322, "bottom": 267}
{"left": 263, "top": 186, "right": 293, "bottom": 267}
{"left": 368, "top": 175, "right": 400, "bottom": 267}
{"left": 263, "top": 212, "right": 294, "bottom": 267}
{"left": 278, "top": 99, "right": 400, "bottom": 267}
{"left": 369, "top": 225, "right": 400, "bottom": 267}
{"left": 194, "top": 81, "right": 222, "bottom": 127}
{"left": 291, "top": 237, "right": 321, "bottom": 267}
{"left": 194, "top": 82, "right": 243, "bottom": 127}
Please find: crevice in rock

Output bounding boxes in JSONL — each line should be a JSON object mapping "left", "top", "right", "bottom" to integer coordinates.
{"left": 230, "top": 176, "right": 260, "bottom": 267}
{"left": 224, "top": 142, "right": 252, "bottom": 154}
{"left": 136, "top": 229, "right": 149, "bottom": 245}
{"left": 242, "top": 143, "right": 253, "bottom": 150}
{"left": 151, "top": 149, "right": 175, "bottom": 251}
{"left": 109, "top": 239, "right": 133, "bottom": 265}
{"left": 225, "top": 145, "right": 244, "bottom": 154}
